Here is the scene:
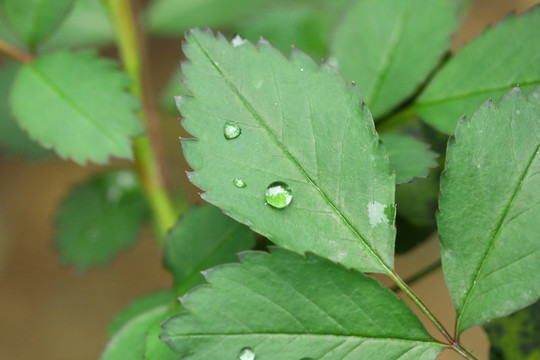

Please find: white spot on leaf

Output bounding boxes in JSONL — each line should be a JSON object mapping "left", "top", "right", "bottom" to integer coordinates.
{"left": 232, "top": 35, "right": 247, "bottom": 47}
{"left": 367, "top": 201, "right": 388, "bottom": 227}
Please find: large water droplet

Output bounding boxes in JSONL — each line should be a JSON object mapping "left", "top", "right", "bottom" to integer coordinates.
{"left": 265, "top": 181, "right": 292, "bottom": 208}
{"left": 239, "top": 347, "right": 256, "bottom": 360}
{"left": 233, "top": 178, "right": 247, "bottom": 188}
{"left": 224, "top": 121, "right": 241, "bottom": 140}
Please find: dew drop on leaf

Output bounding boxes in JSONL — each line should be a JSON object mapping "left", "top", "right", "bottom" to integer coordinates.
{"left": 265, "top": 181, "right": 293, "bottom": 209}
{"left": 224, "top": 121, "right": 241, "bottom": 140}
{"left": 238, "top": 347, "right": 256, "bottom": 360}
{"left": 233, "top": 178, "right": 247, "bottom": 188}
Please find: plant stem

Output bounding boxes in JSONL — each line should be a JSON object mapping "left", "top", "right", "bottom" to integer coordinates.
{"left": 103, "top": 0, "right": 176, "bottom": 241}
{"left": 0, "top": 40, "right": 33, "bottom": 63}
{"left": 391, "top": 258, "right": 441, "bottom": 292}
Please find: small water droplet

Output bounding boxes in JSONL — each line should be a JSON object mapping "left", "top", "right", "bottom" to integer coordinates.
{"left": 239, "top": 347, "right": 255, "bottom": 360}
{"left": 265, "top": 181, "right": 293, "bottom": 209}
{"left": 224, "top": 121, "right": 241, "bottom": 140}
{"left": 233, "top": 178, "right": 247, "bottom": 188}
{"left": 300, "top": 68, "right": 304, "bottom": 72}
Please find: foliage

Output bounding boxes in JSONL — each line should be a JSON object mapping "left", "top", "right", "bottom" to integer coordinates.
{"left": 0, "top": 0, "right": 538, "bottom": 359}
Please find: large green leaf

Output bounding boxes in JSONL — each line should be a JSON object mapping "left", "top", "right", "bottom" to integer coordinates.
{"left": 101, "top": 304, "right": 176, "bottom": 360}
{"left": 10, "top": 50, "right": 142, "bottom": 164}
{"left": 438, "top": 86, "right": 540, "bottom": 335}
{"left": 180, "top": 29, "right": 395, "bottom": 274}
{"left": 54, "top": 170, "right": 148, "bottom": 269}
{"left": 162, "top": 248, "right": 444, "bottom": 359}
{"left": 416, "top": 7, "right": 540, "bottom": 134}
{"left": 484, "top": 300, "right": 540, "bottom": 360}
{"left": 145, "top": 0, "right": 266, "bottom": 36}
{"left": 108, "top": 290, "right": 175, "bottom": 337}
{"left": 0, "top": 0, "right": 73, "bottom": 48}
{"left": 0, "top": 61, "right": 50, "bottom": 157}
{"left": 380, "top": 133, "right": 438, "bottom": 184}
{"left": 41, "top": 0, "right": 114, "bottom": 50}
{"left": 330, "top": 0, "right": 459, "bottom": 118}
{"left": 164, "top": 204, "right": 256, "bottom": 296}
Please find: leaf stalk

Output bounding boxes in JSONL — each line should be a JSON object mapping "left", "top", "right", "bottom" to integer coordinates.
{"left": 103, "top": 0, "right": 176, "bottom": 241}
{"left": 0, "top": 40, "right": 33, "bottom": 63}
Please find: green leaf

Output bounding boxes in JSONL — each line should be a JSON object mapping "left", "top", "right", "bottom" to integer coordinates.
{"left": 10, "top": 50, "right": 143, "bottom": 164}
{"left": 416, "top": 7, "right": 540, "bottom": 134}
{"left": 484, "top": 300, "right": 540, "bottom": 360}
{"left": 180, "top": 29, "right": 395, "bottom": 273}
{"left": 159, "top": 67, "right": 189, "bottom": 114}
{"left": 235, "top": 2, "right": 333, "bottom": 61}
{"left": 164, "top": 204, "right": 256, "bottom": 296}
{"left": 380, "top": 133, "right": 438, "bottom": 184}
{"left": 101, "top": 304, "right": 176, "bottom": 360}
{"left": 145, "top": 0, "right": 265, "bottom": 36}
{"left": 0, "top": 0, "right": 73, "bottom": 48}
{"left": 40, "top": 0, "right": 115, "bottom": 50}
{"left": 162, "top": 248, "right": 444, "bottom": 360}
{"left": 144, "top": 323, "right": 179, "bottom": 360}
{"left": 438, "top": 86, "right": 540, "bottom": 335}
{"left": 0, "top": 61, "right": 50, "bottom": 157}
{"left": 54, "top": 170, "right": 148, "bottom": 269}
{"left": 108, "top": 290, "right": 175, "bottom": 337}
{"left": 330, "top": 0, "right": 459, "bottom": 118}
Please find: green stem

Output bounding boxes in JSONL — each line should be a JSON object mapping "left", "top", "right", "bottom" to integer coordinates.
{"left": 103, "top": 0, "right": 176, "bottom": 241}
{"left": 0, "top": 40, "right": 33, "bottom": 63}
{"left": 391, "top": 259, "right": 441, "bottom": 292}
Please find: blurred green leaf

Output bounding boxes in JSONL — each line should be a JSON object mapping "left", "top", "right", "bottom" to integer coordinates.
{"left": 0, "top": 61, "right": 50, "bottom": 157}
{"left": 381, "top": 133, "right": 438, "bottom": 184}
{"left": 484, "top": 301, "right": 540, "bottom": 360}
{"left": 0, "top": 0, "right": 73, "bottom": 48}
{"left": 164, "top": 204, "right": 256, "bottom": 296}
{"left": 54, "top": 170, "right": 148, "bottom": 269}
{"left": 10, "top": 50, "right": 143, "bottom": 164}
{"left": 331, "top": 0, "right": 459, "bottom": 118}
{"left": 101, "top": 304, "right": 176, "bottom": 360}
{"left": 41, "top": 0, "right": 114, "bottom": 50}
{"left": 144, "top": 323, "right": 178, "bottom": 360}
{"left": 162, "top": 248, "right": 444, "bottom": 359}
{"left": 395, "top": 171, "right": 439, "bottom": 227}
{"left": 108, "top": 289, "right": 175, "bottom": 337}
{"left": 180, "top": 29, "right": 395, "bottom": 273}
{"left": 438, "top": 87, "right": 540, "bottom": 334}
{"left": 416, "top": 7, "right": 540, "bottom": 134}
{"left": 145, "top": 0, "right": 266, "bottom": 36}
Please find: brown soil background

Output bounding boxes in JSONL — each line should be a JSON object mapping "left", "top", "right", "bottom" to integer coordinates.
{"left": 1, "top": 0, "right": 539, "bottom": 358}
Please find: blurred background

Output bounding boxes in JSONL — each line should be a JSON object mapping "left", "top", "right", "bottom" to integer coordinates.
{"left": 0, "top": 0, "right": 538, "bottom": 358}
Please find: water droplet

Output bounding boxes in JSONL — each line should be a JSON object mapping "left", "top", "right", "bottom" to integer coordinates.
{"left": 224, "top": 121, "right": 241, "bottom": 140}
{"left": 300, "top": 68, "right": 304, "bottom": 72}
{"left": 233, "top": 178, "right": 247, "bottom": 188}
{"left": 265, "top": 181, "right": 293, "bottom": 209}
{"left": 239, "top": 347, "right": 255, "bottom": 360}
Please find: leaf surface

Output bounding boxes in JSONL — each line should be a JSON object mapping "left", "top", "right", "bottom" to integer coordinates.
{"left": 108, "top": 290, "right": 175, "bottom": 337}
{"left": 164, "top": 204, "right": 256, "bottom": 295}
{"left": 10, "top": 50, "right": 142, "bottom": 164}
{"left": 330, "top": 0, "right": 459, "bottom": 118}
{"left": 1, "top": 0, "right": 73, "bottom": 47}
{"left": 180, "top": 30, "right": 395, "bottom": 274}
{"left": 144, "top": 323, "right": 179, "bottom": 360}
{"left": 41, "top": 0, "right": 114, "bottom": 50}
{"left": 54, "top": 170, "right": 147, "bottom": 269}
{"left": 162, "top": 248, "right": 444, "bottom": 360}
{"left": 416, "top": 7, "right": 540, "bottom": 133}
{"left": 145, "top": 0, "right": 265, "bottom": 36}
{"left": 438, "top": 86, "right": 540, "bottom": 334}
{"left": 484, "top": 300, "right": 540, "bottom": 360}
{"left": 0, "top": 62, "right": 50, "bottom": 157}
{"left": 381, "top": 133, "right": 438, "bottom": 184}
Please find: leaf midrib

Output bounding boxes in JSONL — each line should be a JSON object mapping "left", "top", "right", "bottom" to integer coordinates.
{"left": 190, "top": 33, "right": 391, "bottom": 274}
{"left": 29, "top": 62, "right": 125, "bottom": 149}
{"left": 456, "top": 140, "right": 540, "bottom": 333}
